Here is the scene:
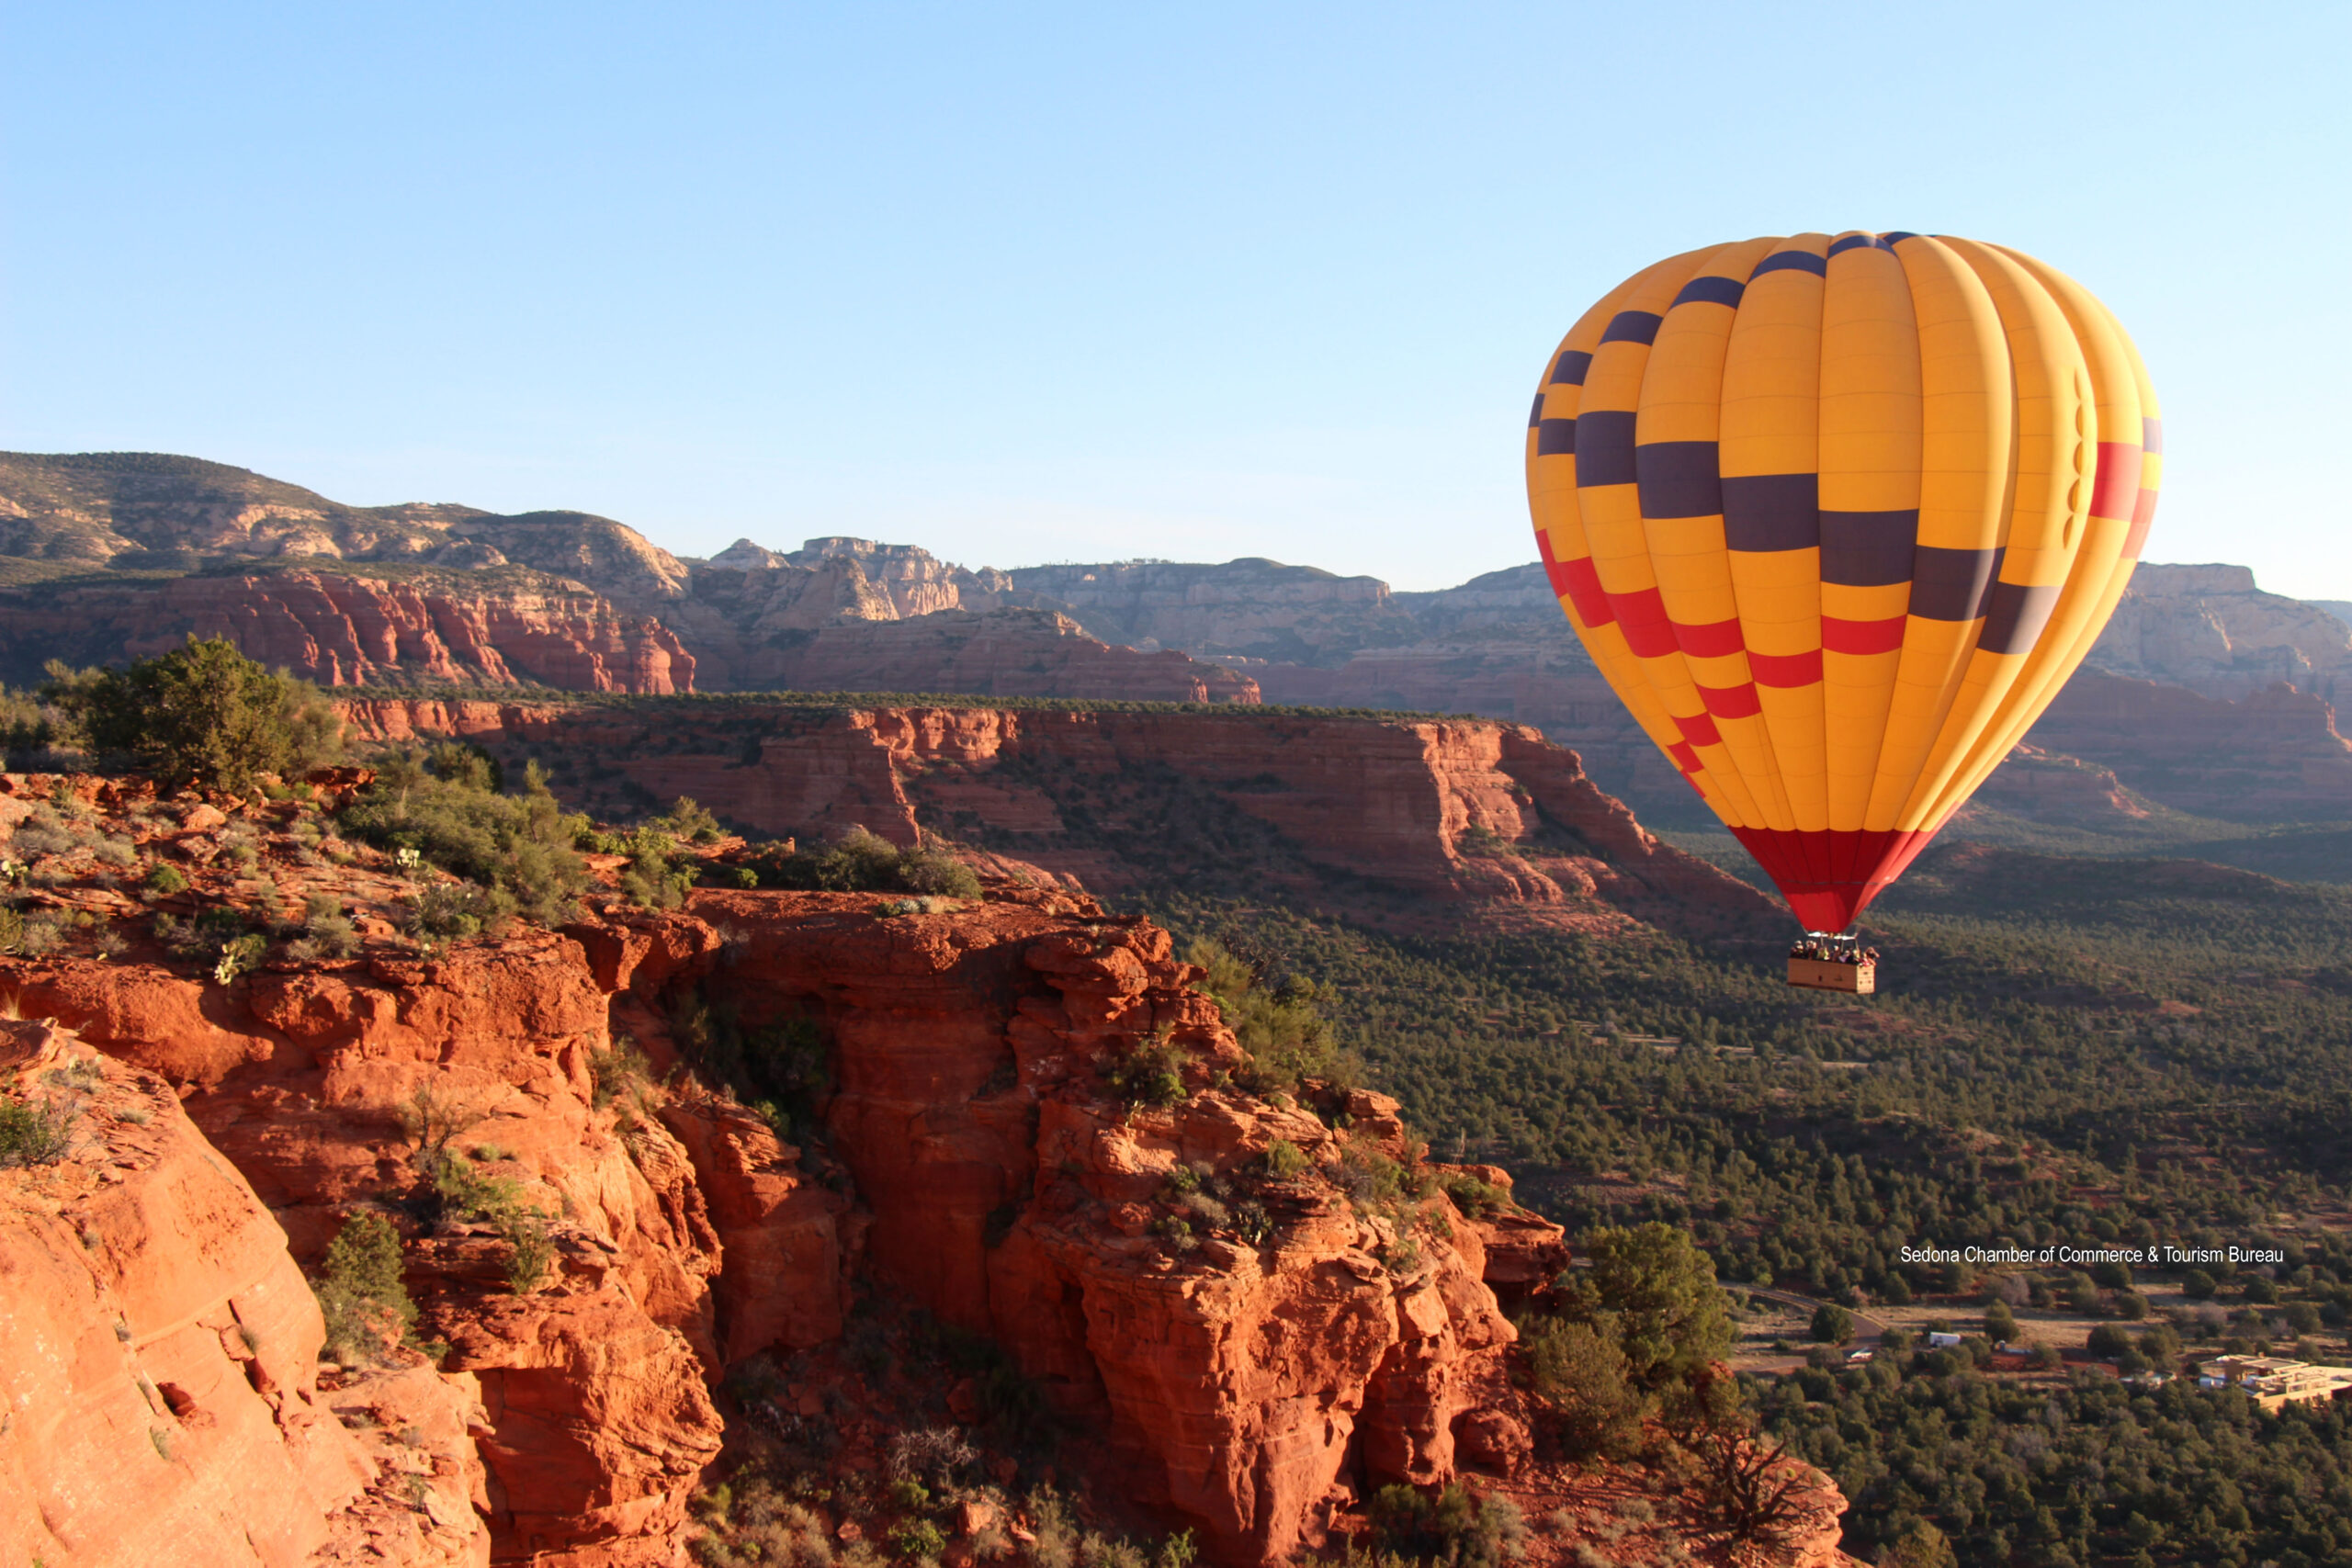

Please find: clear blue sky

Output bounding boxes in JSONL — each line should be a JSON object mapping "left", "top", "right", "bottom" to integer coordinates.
{"left": 5, "top": 2, "right": 2346, "bottom": 594}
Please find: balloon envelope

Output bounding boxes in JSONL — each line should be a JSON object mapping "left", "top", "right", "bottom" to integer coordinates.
{"left": 1525, "top": 231, "right": 2161, "bottom": 931}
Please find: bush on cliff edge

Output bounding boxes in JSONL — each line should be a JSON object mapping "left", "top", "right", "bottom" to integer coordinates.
{"left": 313, "top": 1212, "right": 419, "bottom": 1364}
{"left": 1183, "top": 936, "right": 1356, "bottom": 1095}
{"left": 341, "top": 746, "right": 589, "bottom": 925}
{"left": 41, "top": 637, "right": 341, "bottom": 793}
{"left": 741, "top": 826, "right": 980, "bottom": 899}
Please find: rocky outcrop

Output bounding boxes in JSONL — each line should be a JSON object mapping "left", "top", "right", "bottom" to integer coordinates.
{"left": 1955, "top": 744, "right": 2156, "bottom": 829}
{"left": 684, "top": 896, "right": 1555, "bottom": 1562}
{"left": 752, "top": 609, "right": 1260, "bottom": 703}
{"left": 0, "top": 775, "right": 1852, "bottom": 1566}
{"left": 0, "top": 571, "right": 695, "bottom": 693}
{"left": 0, "top": 1018, "right": 380, "bottom": 1566}
{"left": 2021, "top": 671, "right": 2352, "bottom": 820}
{"left": 1004, "top": 558, "right": 1419, "bottom": 665}
{"left": 1253, "top": 642, "right": 1684, "bottom": 811}
{"left": 2083, "top": 562, "right": 2352, "bottom": 702}
{"left": 339, "top": 699, "right": 1778, "bottom": 936}
{"left": 6, "top": 927, "right": 735, "bottom": 1564}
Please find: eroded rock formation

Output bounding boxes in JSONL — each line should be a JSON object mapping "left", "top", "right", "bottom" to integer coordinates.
{"left": 0, "top": 772, "right": 1849, "bottom": 1566}
{"left": 2026, "top": 671, "right": 2352, "bottom": 820}
{"left": 336, "top": 699, "right": 1777, "bottom": 937}
{"left": 0, "top": 571, "right": 695, "bottom": 694}
{"left": 0, "top": 1016, "right": 489, "bottom": 1567}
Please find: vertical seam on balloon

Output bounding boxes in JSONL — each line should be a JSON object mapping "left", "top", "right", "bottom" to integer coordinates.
{"left": 1908, "top": 243, "right": 2086, "bottom": 827}
{"left": 1611, "top": 240, "right": 1768, "bottom": 829}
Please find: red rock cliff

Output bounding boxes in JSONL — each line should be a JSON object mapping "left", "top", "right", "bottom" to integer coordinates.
{"left": 0, "top": 1018, "right": 422, "bottom": 1566}
{"left": 0, "top": 571, "right": 695, "bottom": 694}
{"left": 2021, "top": 670, "right": 2352, "bottom": 820}
{"left": 337, "top": 700, "right": 1777, "bottom": 938}
{"left": 0, "top": 779, "right": 1842, "bottom": 1568}
{"left": 679, "top": 892, "right": 1544, "bottom": 1562}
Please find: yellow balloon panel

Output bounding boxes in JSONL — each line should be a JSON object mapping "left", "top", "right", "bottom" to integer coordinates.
{"left": 1524, "top": 231, "right": 2160, "bottom": 930}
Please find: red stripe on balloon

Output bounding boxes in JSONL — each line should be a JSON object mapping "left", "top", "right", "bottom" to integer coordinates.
{"left": 1674, "top": 709, "right": 1722, "bottom": 748}
{"left": 1535, "top": 526, "right": 1574, "bottom": 595}
{"left": 1555, "top": 556, "right": 1612, "bottom": 627}
{"left": 1747, "top": 649, "right": 1823, "bottom": 687}
{"left": 1666, "top": 739, "right": 1702, "bottom": 773}
{"left": 2087, "top": 442, "right": 2143, "bottom": 521}
{"left": 1611, "top": 588, "right": 1679, "bottom": 658}
{"left": 1698, "top": 682, "right": 1762, "bottom": 719}
{"left": 2123, "top": 489, "right": 2159, "bottom": 558}
{"left": 1821, "top": 615, "right": 1906, "bottom": 655}
{"left": 1675, "top": 617, "right": 1745, "bottom": 658}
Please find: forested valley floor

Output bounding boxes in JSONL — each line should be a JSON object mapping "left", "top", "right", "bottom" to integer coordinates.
{"left": 1141, "top": 838, "right": 2352, "bottom": 1567}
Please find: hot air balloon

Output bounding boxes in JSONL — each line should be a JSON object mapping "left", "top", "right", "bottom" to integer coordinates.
{"left": 1524, "top": 231, "right": 2160, "bottom": 990}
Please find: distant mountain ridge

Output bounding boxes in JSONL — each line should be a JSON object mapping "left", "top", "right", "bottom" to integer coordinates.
{"left": 3, "top": 449, "right": 2346, "bottom": 825}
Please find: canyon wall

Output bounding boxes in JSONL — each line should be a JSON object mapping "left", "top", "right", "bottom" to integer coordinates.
{"left": 2025, "top": 671, "right": 2352, "bottom": 820}
{"left": 0, "top": 572, "right": 695, "bottom": 694}
{"left": 718, "top": 608, "right": 1260, "bottom": 703}
{"left": 2085, "top": 562, "right": 2352, "bottom": 703}
{"left": 0, "top": 782, "right": 1704, "bottom": 1564}
{"left": 0, "top": 1016, "right": 491, "bottom": 1568}
{"left": 336, "top": 699, "right": 1778, "bottom": 937}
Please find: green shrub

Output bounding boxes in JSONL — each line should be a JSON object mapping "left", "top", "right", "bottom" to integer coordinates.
{"left": 1185, "top": 937, "right": 1352, "bottom": 1094}
{"left": 402, "top": 882, "right": 517, "bottom": 943}
{"left": 1559, "top": 1223, "right": 1735, "bottom": 1393}
{"left": 503, "top": 1214, "right": 554, "bottom": 1294}
{"left": 0, "top": 1094, "right": 77, "bottom": 1166}
{"left": 422, "top": 741, "right": 501, "bottom": 793}
{"left": 288, "top": 893, "right": 361, "bottom": 961}
{"left": 888, "top": 1519, "right": 946, "bottom": 1561}
{"left": 212, "top": 931, "right": 267, "bottom": 984}
{"left": 588, "top": 1038, "right": 653, "bottom": 1111}
{"left": 44, "top": 637, "right": 340, "bottom": 793}
{"left": 653, "top": 795, "right": 724, "bottom": 843}
{"left": 1104, "top": 1032, "right": 1186, "bottom": 1109}
{"left": 745, "top": 827, "right": 980, "bottom": 898}
{"left": 1335, "top": 1135, "right": 1430, "bottom": 1216}
{"left": 1523, "top": 1316, "right": 1644, "bottom": 1458}
{"left": 1438, "top": 1170, "right": 1510, "bottom": 1218}
{"left": 313, "top": 1213, "right": 418, "bottom": 1365}
{"left": 340, "top": 752, "right": 587, "bottom": 925}
{"left": 156, "top": 906, "right": 256, "bottom": 967}
{"left": 1369, "top": 1483, "right": 1524, "bottom": 1568}
{"left": 1809, "top": 1303, "right": 1855, "bottom": 1346}
{"left": 1262, "top": 1139, "right": 1309, "bottom": 1179}
{"left": 616, "top": 828, "right": 699, "bottom": 909}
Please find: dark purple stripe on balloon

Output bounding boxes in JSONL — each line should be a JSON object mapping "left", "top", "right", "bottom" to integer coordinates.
{"left": 1600, "top": 310, "right": 1662, "bottom": 346}
{"left": 1672, "top": 276, "right": 1746, "bottom": 310}
{"left": 1979, "top": 581, "right": 2064, "bottom": 655}
{"left": 1908, "top": 545, "right": 2006, "bottom": 621}
{"left": 1535, "top": 419, "right": 1577, "bottom": 457}
{"left": 1635, "top": 441, "right": 1722, "bottom": 519}
{"left": 1819, "top": 511, "right": 1919, "bottom": 587}
{"left": 1723, "top": 473, "right": 1819, "bottom": 551}
{"left": 1750, "top": 250, "right": 1827, "bottom": 279}
{"left": 1573, "top": 411, "right": 1638, "bottom": 487}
